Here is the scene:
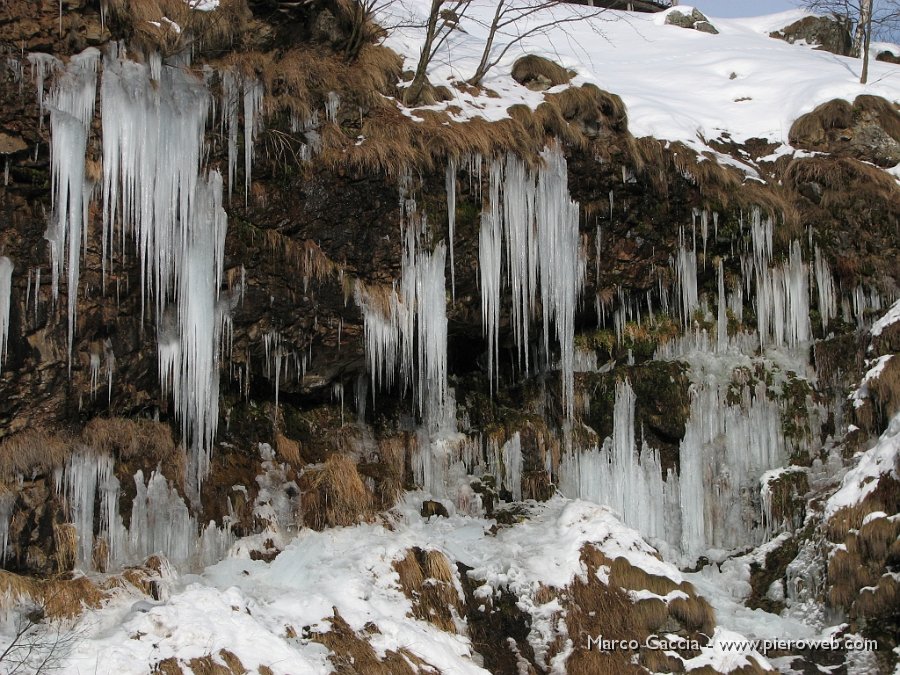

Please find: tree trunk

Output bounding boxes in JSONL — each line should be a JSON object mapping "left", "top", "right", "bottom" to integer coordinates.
{"left": 859, "top": 0, "right": 873, "bottom": 83}
{"left": 405, "top": 0, "right": 443, "bottom": 105}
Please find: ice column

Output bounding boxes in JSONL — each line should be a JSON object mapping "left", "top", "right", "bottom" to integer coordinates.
{"left": 0, "top": 257, "right": 12, "bottom": 368}
{"left": 45, "top": 48, "right": 100, "bottom": 366}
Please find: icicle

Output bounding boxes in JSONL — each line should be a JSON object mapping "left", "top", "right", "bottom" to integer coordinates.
{"left": 89, "top": 351, "right": 100, "bottom": 399}
{"left": 0, "top": 492, "right": 14, "bottom": 565}
{"left": 716, "top": 258, "right": 727, "bottom": 351}
{"left": 325, "top": 91, "right": 340, "bottom": 123}
{"left": 0, "top": 257, "right": 12, "bottom": 369}
{"left": 104, "top": 338, "right": 115, "bottom": 403}
{"left": 102, "top": 51, "right": 227, "bottom": 488}
{"left": 674, "top": 235, "right": 698, "bottom": 327}
{"left": 355, "top": 216, "right": 448, "bottom": 427}
{"left": 221, "top": 70, "right": 239, "bottom": 201}
{"left": 446, "top": 158, "right": 457, "bottom": 301}
{"left": 479, "top": 162, "right": 503, "bottom": 394}
{"left": 501, "top": 433, "right": 523, "bottom": 501}
{"left": 45, "top": 48, "right": 100, "bottom": 370}
{"left": 814, "top": 247, "right": 836, "bottom": 333}
{"left": 242, "top": 76, "right": 263, "bottom": 205}
{"left": 26, "top": 53, "right": 63, "bottom": 126}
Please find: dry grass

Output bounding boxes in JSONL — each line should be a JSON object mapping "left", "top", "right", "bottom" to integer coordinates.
{"left": 302, "top": 454, "right": 373, "bottom": 529}
{"left": 0, "top": 570, "right": 106, "bottom": 619}
{"left": 217, "top": 43, "right": 400, "bottom": 127}
{"left": 559, "top": 545, "right": 718, "bottom": 673}
{"left": 264, "top": 231, "right": 343, "bottom": 288}
{"left": 52, "top": 524, "right": 76, "bottom": 573}
{"left": 274, "top": 432, "right": 303, "bottom": 466}
{"left": 311, "top": 610, "right": 425, "bottom": 675}
{"left": 102, "top": 0, "right": 252, "bottom": 56}
{"left": 511, "top": 84, "right": 629, "bottom": 150}
{"left": 0, "top": 429, "right": 70, "bottom": 479}
{"left": 853, "top": 95, "right": 900, "bottom": 142}
{"left": 785, "top": 155, "right": 900, "bottom": 204}
{"left": 791, "top": 96, "right": 900, "bottom": 145}
{"left": 789, "top": 99, "right": 854, "bottom": 146}
{"left": 827, "top": 474, "right": 900, "bottom": 541}
{"left": 869, "top": 355, "right": 900, "bottom": 419}
{"left": 331, "top": 104, "right": 538, "bottom": 176}
{"left": 187, "top": 650, "right": 247, "bottom": 675}
{"left": 393, "top": 547, "right": 462, "bottom": 633}
{"left": 854, "top": 573, "right": 900, "bottom": 618}
{"left": 511, "top": 55, "right": 573, "bottom": 88}
{"left": 81, "top": 417, "right": 176, "bottom": 463}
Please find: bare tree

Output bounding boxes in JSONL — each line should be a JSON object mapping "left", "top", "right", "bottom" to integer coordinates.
{"left": 404, "top": 0, "right": 474, "bottom": 105}
{"left": 801, "top": 0, "right": 900, "bottom": 83}
{"left": 337, "top": 0, "right": 394, "bottom": 61}
{"left": 0, "top": 602, "right": 79, "bottom": 674}
{"left": 467, "top": 0, "right": 607, "bottom": 86}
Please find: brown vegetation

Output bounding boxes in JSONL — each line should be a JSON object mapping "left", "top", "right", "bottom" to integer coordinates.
{"left": 511, "top": 54, "right": 573, "bottom": 88}
{"left": 301, "top": 454, "right": 373, "bottom": 529}
{"left": 311, "top": 610, "right": 433, "bottom": 675}
{"left": 393, "top": 547, "right": 463, "bottom": 632}
{"left": 0, "top": 570, "right": 105, "bottom": 619}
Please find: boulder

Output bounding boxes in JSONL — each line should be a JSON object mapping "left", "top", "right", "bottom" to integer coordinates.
{"left": 770, "top": 15, "right": 852, "bottom": 56}
{"left": 664, "top": 8, "right": 719, "bottom": 34}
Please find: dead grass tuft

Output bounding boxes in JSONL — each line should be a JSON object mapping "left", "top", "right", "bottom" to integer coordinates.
{"left": 102, "top": 0, "right": 253, "bottom": 57}
{"left": 393, "top": 547, "right": 462, "bottom": 633}
{"left": 311, "top": 610, "right": 427, "bottom": 675}
{"left": 0, "top": 429, "right": 70, "bottom": 479}
{"left": 302, "top": 454, "right": 373, "bottom": 529}
{"left": 0, "top": 570, "right": 106, "bottom": 619}
{"left": 511, "top": 55, "right": 572, "bottom": 88}
{"left": 274, "top": 433, "right": 303, "bottom": 466}
{"left": 789, "top": 99, "right": 853, "bottom": 146}
{"left": 81, "top": 417, "right": 177, "bottom": 464}
{"left": 52, "top": 523, "right": 77, "bottom": 573}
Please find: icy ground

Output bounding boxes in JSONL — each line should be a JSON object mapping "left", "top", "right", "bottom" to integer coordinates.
{"left": 382, "top": 3, "right": 900, "bottom": 164}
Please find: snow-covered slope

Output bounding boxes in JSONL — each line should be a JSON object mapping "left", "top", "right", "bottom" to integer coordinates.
{"left": 383, "top": 3, "right": 900, "bottom": 155}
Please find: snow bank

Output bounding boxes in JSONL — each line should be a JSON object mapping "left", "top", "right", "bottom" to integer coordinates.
{"left": 382, "top": 2, "right": 900, "bottom": 155}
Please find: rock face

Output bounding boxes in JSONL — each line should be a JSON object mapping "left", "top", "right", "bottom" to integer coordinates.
{"left": 664, "top": 8, "right": 719, "bottom": 34}
{"left": 770, "top": 15, "right": 853, "bottom": 56}
{"left": 0, "top": 1, "right": 898, "bottom": 672}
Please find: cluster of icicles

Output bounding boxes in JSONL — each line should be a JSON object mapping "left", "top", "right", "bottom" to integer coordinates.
{"left": 20, "top": 44, "right": 898, "bottom": 573}
{"left": 27, "top": 46, "right": 270, "bottom": 489}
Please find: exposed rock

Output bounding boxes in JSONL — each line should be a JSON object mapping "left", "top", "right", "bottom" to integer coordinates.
{"left": 789, "top": 95, "right": 900, "bottom": 167}
{"left": 664, "top": 8, "right": 718, "bottom": 34}
{"left": 877, "top": 49, "right": 900, "bottom": 64}
{"left": 770, "top": 15, "right": 853, "bottom": 56}
{"left": 420, "top": 499, "right": 449, "bottom": 519}
{"left": 0, "top": 132, "right": 27, "bottom": 155}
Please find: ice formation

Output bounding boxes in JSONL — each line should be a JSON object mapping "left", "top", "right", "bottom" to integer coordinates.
{"left": 99, "top": 49, "right": 229, "bottom": 486}
{"left": 0, "top": 256, "right": 12, "bottom": 369}
{"left": 446, "top": 158, "right": 456, "bottom": 300}
{"left": 478, "top": 146, "right": 584, "bottom": 417}
{"left": 44, "top": 48, "right": 100, "bottom": 366}
{"left": 61, "top": 450, "right": 233, "bottom": 571}
{"left": 560, "top": 377, "right": 789, "bottom": 561}
{"left": 356, "top": 221, "right": 448, "bottom": 426}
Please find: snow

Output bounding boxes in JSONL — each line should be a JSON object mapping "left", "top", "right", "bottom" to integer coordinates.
{"left": 871, "top": 299, "right": 900, "bottom": 337}
{"left": 826, "top": 411, "right": 900, "bottom": 517}
{"left": 382, "top": 3, "right": 900, "bottom": 160}
{"left": 184, "top": 0, "right": 219, "bottom": 11}
{"left": 51, "top": 495, "right": 697, "bottom": 674}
